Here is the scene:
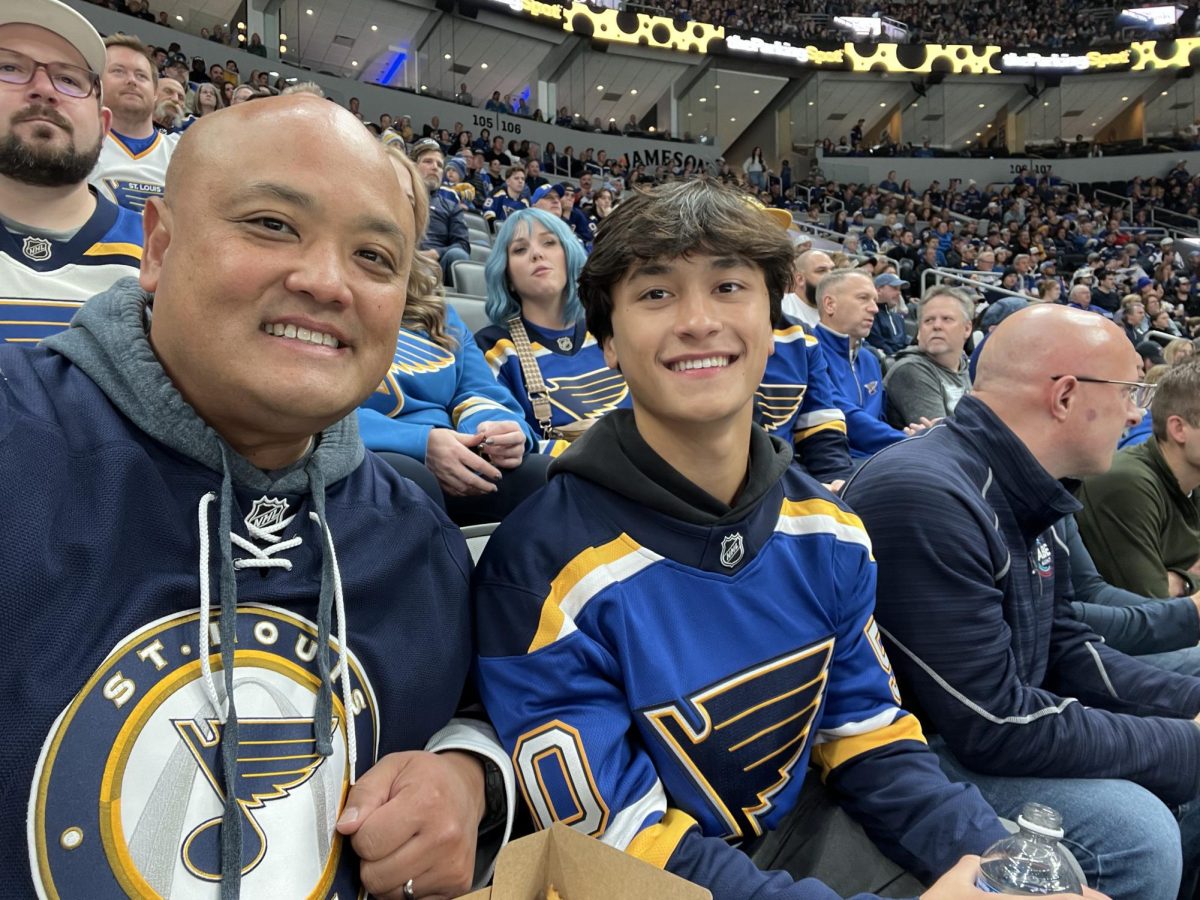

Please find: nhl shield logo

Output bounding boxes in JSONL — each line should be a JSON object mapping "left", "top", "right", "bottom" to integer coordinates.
{"left": 719, "top": 532, "right": 745, "bottom": 569}
{"left": 245, "top": 496, "right": 290, "bottom": 532}
{"left": 22, "top": 235, "right": 52, "bottom": 262}
{"left": 556, "top": 336, "right": 574, "bottom": 352}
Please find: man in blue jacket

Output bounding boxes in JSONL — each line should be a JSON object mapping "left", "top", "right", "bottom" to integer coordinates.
{"left": 412, "top": 138, "right": 471, "bottom": 284}
{"left": 843, "top": 304, "right": 1200, "bottom": 900}
{"left": 813, "top": 269, "right": 927, "bottom": 459}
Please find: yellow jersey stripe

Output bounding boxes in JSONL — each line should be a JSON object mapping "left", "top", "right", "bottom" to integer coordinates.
{"left": 625, "top": 809, "right": 698, "bottom": 869}
{"left": 810, "top": 714, "right": 926, "bottom": 775}
{"left": 528, "top": 535, "right": 659, "bottom": 653}
{"left": 83, "top": 242, "right": 143, "bottom": 259}
{"left": 777, "top": 498, "right": 873, "bottom": 558}
{"left": 794, "top": 419, "right": 848, "bottom": 440}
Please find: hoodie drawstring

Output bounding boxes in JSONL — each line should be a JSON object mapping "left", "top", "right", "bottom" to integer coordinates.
{"left": 195, "top": 447, "right": 354, "bottom": 900}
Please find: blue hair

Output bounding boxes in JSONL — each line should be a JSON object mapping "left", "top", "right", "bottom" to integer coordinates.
{"left": 484, "top": 208, "right": 587, "bottom": 327}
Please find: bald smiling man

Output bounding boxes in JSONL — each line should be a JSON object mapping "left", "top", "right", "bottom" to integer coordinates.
{"left": 1, "top": 94, "right": 512, "bottom": 899}
{"left": 844, "top": 305, "right": 1200, "bottom": 900}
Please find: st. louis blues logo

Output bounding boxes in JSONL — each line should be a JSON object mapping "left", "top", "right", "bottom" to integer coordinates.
{"left": 29, "top": 605, "right": 379, "bottom": 899}
{"left": 22, "top": 235, "right": 52, "bottom": 262}
{"left": 174, "top": 716, "right": 338, "bottom": 881}
{"left": 546, "top": 369, "right": 629, "bottom": 421}
{"left": 754, "top": 384, "right": 808, "bottom": 433}
{"left": 367, "top": 330, "right": 456, "bottom": 417}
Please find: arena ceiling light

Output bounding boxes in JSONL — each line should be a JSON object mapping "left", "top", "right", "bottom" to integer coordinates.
{"left": 753, "top": 89, "right": 759, "bottom": 94}
{"left": 443, "top": 53, "right": 452, "bottom": 59}
{"left": 1121, "top": 95, "right": 1129, "bottom": 100}
{"left": 351, "top": 60, "right": 358, "bottom": 66}
{"left": 699, "top": 97, "right": 707, "bottom": 102}
{"left": 306, "top": 8, "right": 313, "bottom": 14}
{"left": 596, "top": 84, "right": 604, "bottom": 90}
{"left": 175, "top": 14, "right": 182, "bottom": 21}
{"left": 481, "top": 63, "right": 489, "bottom": 68}
{"left": 371, "top": 24, "right": 378, "bottom": 31}
{"left": 630, "top": 88, "right": 638, "bottom": 94}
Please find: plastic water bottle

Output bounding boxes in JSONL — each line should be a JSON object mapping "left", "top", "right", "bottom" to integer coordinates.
{"left": 975, "top": 803, "right": 1083, "bottom": 895}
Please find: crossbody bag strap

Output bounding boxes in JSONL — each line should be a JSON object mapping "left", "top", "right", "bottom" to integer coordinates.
{"left": 506, "top": 316, "right": 556, "bottom": 439}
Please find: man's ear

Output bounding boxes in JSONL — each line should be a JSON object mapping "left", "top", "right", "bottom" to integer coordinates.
{"left": 602, "top": 333, "right": 620, "bottom": 372}
{"left": 1166, "top": 413, "right": 1190, "bottom": 446}
{"left": 1048, "top": 374, "right": 1075, "bottom": 423}
{"left": 139, "top": 197, "right": 173, "bottom": 294}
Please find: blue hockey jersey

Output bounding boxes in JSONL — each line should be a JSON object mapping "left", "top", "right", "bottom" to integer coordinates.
{"left": 2, "top": 281, "right": 511, "bottom": 898}
{"left": 476, "top": 318, "right": 631, "bottom": 454}
{"left": 0, "top": 190, "right": 142, "bottom": 344}
{"left": 474, "top": 412, "right": 1005, "bottom": 899}
{"left": 357, "top": 304, "right": 535, "bottom": 459}
{"left": 482, "top": 190, "right": 528, "bottom": 224}
{"left": 758, "top": 318, "right": 851, "bottom": 482}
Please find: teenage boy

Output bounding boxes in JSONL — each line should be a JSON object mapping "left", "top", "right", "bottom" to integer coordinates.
{"left": 471, "top": 182, "right": 1045, "bottom": 900}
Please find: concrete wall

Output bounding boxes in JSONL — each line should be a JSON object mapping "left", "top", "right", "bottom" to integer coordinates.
{"left": 817, "top": 150, "right": 1200, "bottom": 191}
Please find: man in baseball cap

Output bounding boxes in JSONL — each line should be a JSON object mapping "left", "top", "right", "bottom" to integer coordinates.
{"left": 530, "top": 181, "right": 563, "bottom": 215}
{"left": 0, "top": 0, "right": 144, "bottom": 343}
{"left": 411, "top": 136, "right": 470, "bottom": 283}
{"left": 868, "top": 272, "right": 911, "bottom": 356}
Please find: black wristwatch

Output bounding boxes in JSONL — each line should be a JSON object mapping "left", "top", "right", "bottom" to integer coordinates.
{"left": 481, "top": 756, "right": 506, "bottom": 833}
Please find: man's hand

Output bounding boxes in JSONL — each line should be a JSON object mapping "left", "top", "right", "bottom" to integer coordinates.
{"left": 336, "top": 750, "right": 486, "bottom": 900}
{"left": 475, "top": 420, "right": 527, "bottom": 470}
{"left": 822, "top": 479, "right": 846, "bottom": 495}
{"left": 426, "top": 429, "right": 500, "bottom": 496}
{"left": 904, "top": 416, "right": 940, "bottom": 437}
{"left": 922, "top": 855, "right": 1107, "bottom": 899}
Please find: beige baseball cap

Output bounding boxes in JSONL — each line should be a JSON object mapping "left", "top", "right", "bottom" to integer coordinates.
{"left": 2, "top": 0, "right": 107, "bottom": 76}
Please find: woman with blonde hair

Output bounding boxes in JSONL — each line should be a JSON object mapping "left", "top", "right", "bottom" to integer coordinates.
{"left": 358, "top": 148, "right": 547, "bottom": 522}
{"left": 1165, "top": 338, "right": 1196, "bottom": 366}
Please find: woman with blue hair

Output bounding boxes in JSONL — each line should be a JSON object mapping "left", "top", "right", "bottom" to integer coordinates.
{"left": 476, "top": 208, "right": 630, "bottom": 452}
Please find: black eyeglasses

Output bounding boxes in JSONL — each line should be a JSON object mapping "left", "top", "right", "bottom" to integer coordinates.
{"left": 1050, "top": 375, "right": 1157, "bottom": 409}
{"left": 0, "top": 47, "right": 98, "bottom": 99}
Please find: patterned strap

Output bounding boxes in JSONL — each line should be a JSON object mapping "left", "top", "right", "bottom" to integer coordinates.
{"left": 506, "top": 316, "right": 555, "bottom": 439}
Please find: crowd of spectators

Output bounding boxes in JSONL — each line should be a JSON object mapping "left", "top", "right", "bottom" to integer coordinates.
{"left": 669, "top": 0, "right": 1200, "bottom": 48}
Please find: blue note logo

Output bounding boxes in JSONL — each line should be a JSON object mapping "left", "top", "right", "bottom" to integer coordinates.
{"left": 642, "top": 638, "right": 834, "bottom": 841}
{"left": 28, "top": 604, "right": 378, "bottom": 899}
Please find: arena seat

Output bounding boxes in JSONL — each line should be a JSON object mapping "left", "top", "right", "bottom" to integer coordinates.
{"left": 451, "top": 260, "right": 487, "bottom": 297}
{"left": 469, "top": 243, "right": 492, "bottom": 262}
{"left": 467, "top": 225, "right": 491, "bottom": 247}
{"left": 446, "top": 292, "right": 490, "bottom": 333}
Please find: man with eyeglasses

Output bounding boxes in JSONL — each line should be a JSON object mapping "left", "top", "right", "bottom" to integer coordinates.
{"left": 0, "top": 0, "right": 143, "bottom": 345}
{"left": 91, "top": 33, "right": 178, "bottom": 213}
{"left": 1077, "top": 358, "right": 1200, "bottom": 601}
{"left": 844, "top": 305, "right": 1200, "bottom": 900}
